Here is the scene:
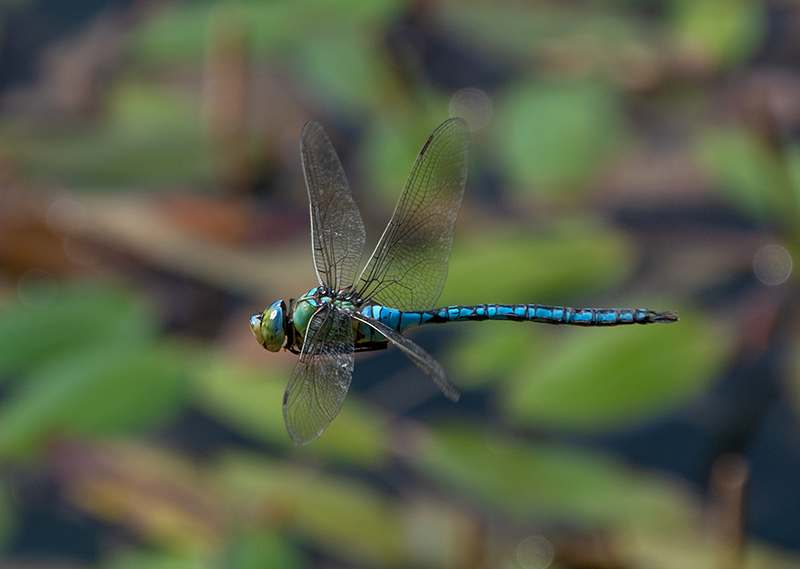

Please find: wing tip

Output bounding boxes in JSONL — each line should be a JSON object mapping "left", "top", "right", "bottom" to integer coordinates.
{"left": 301, "top": 120, "right": 326, "bottom": 148}
{"left": 288, "top": 430, "right": 320, "bottom": 446}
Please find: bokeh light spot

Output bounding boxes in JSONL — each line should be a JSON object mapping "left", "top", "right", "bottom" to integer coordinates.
{"left": 754, "top": 245, "right": 792, "bottom": 286}
{"left": 516, "top": 536, "right": 554, "bottom": 569}
{"left": 449, "top": 88, "right": 492, "bottom": 131}
{"left": 47, "top": 197, "right": 87, "bottom": 236}
{"left": 17, "top": 270, "right": 58, "bottom": 309}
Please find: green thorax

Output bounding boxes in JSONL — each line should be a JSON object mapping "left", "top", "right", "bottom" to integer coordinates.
{"left": 292, "top": 287, "right": 356, "bottom": 337}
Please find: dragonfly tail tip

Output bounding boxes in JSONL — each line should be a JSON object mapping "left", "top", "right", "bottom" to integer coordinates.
{"left": 650, "top": 310, "right": 678, "bottom": 323}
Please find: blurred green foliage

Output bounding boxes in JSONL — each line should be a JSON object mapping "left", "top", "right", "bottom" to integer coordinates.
{"left": 413, "top": 423, "right": 695, "bottom": 528}
{"left": 495, "top": 80, "right": 628, "bottom": 192}
{"left": 2, "top": 84, "right": 210, "bottom": 188}
{"left": 191, "top": 355, "right": 390, "bottom": 465}
{"left": 218, "top": 452, "right": 404, "bottom": 566}
{"left": 505, "top": 309, "right": 724, "bottom": 429}
{"left": 670, "top": 0, "right": 766, "bottom": 66}
{"left": 443, "top": 224, "right": 636, "bottom": 305}
{"left": 0, "top": 286, "right": 185, "bottom": 460}
{"left": 131, "top": 0, "right": 399, "bottom": 65}
{"left": 447, "top": 305, "right": 726, "bottom": 431}
{"left": 0, "top": 0, "right": 797, "bottom": 566}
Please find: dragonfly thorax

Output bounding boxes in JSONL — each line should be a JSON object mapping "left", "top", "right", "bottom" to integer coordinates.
{"left": 292, "top": 287, "right": 358, "bottom": 339}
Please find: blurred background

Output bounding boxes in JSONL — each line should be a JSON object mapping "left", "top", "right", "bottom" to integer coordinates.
{"left": 0, "top": 0, "right": 798, "bottom": 567}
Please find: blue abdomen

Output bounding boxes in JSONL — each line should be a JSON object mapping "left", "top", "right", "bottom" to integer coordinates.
{"left": 359, "top": 302, "right": 676, "bottom": 334}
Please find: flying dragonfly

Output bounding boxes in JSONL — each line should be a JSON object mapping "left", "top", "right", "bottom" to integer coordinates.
{"left": 250, "top": 118, "right": 678, "bottom": 445}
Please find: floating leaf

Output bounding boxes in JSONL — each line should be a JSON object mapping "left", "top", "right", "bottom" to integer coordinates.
{"left": 495, "top": 79, "right": 628, "bottom": 192}
{"left": 412, "top": 423, "right": 699, "bottom": 528}
{"left": 671, "top": 0, "right": 765, "bottom": 67}
{"left": 129, "top": 2, "right": 214, "bottom": 64}
{"left": 2, "top": 82, "right": 210, "bottom": 188}
{"left": 97, "top": 549, "right": 206, "bottom": 569}
{"left": 503, "top": 306, "right": 730, "bottom": 431}
{"left": 441, "top": 225, "right": 636, "bottom": 305}
{"left": 0, "top": 343, "right": 185, "bottom": 459}
{"left": 224, "top": 530, "right": 306, "bottom": 569}
{"left": 619, "top": 523, "right": 800, "bottom": 569}
{"left": 217, "top": 451, "right": 403, "bottom": 567}
{"left": 131, "top": 0, "right": 398, "bottom": 65}
{"left": 443, "top": 2, "right": 648, "bottom": 61}
{"left": 191, "top": 355, "right": 390, "bottom": 465}
{"left": 0, "top": 284, "right": 155, "bottom": 377}
{"left": 292, "top": 28, "right": 395, "bottom": 118}
{"left": 361, "top": 111, "right": 457, "bottom": 205}
{"left": 444, "top": 322, "right": 539, "bottom": 389}
{"left": 699, "top": 127, "right": 796, "bottom": 226}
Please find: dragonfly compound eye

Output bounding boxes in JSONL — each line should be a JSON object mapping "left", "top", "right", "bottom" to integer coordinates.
{"left": 252, "top": 300, "right": 285, "bottom": 352}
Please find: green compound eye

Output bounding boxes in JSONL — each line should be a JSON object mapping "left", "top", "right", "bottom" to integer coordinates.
{"left": 292, "top": 298, "right": 317, "bottom": 336}
{"left": 250, "top": 300, "right": 285, "bottom": 352}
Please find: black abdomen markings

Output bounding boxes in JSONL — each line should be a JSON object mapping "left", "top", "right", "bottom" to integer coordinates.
{"left": 418, "top": 304, "right": 677, "bottom": 326}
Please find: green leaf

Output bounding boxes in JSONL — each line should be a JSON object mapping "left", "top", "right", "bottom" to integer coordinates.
{"left": 131, "top": 0, "right": 399, "bottom": 66}
{"left": 361, "top": 110, "right": 458, "bottom": 206}
{"left": 444, "top": 322, "right": 539, "bottom": 389}
{"left": 441, "top": 225, "right": 636, "bottom": 306}
{"left": 503, "top": 306, "right": 730, "bottom": 430}
{"left": 0, "top": 343, "right": 185, "bottom": 460}
{"left": 97, "top": 550, "right": 207, "bottom": 569}
{"left": 443, "top": 2, "right": 650, "bottom": 61}
{"left": 698, "top": 127, "right": 798, "bottom": 226}
{"left": 671, "top": 0, "right": 765, "bottom": 67}
{"left": 413, "top": 423, "right": 699, "bottom": 528}
{"left": 292, "top": 28, "right": 394, "bottom": 118}
{"left": 620, "top": 530, "right": 800, "bottom": 569}
{"left": 0, "top": 284, "right": 155, "bottom": 377}
{"left": 225, "top": 530, "right": 305, "bottom": 569}
{"left": 217, "top": 451, "right": 403, "bottom": 567}
{"left": 130, "top": 2, "right": 216, "bottom": 64}
{"left": 190, "top": 355, "right": 390, "bottom": 466}
{"left": 495, "top": 79, "right": 628, "bottom": 192}
{"left": 2, "top": 82, "right": 211, "bottom": 188}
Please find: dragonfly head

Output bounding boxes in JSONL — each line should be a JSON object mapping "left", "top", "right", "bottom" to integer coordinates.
{"left": 250, "top": 300, "right": 286, "bottom": 352}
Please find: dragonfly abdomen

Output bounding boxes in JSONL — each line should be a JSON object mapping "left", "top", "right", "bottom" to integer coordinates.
{"left": 374, "top": 303, "right": 677, "bottom": 331}
{"left": 359, "top": 304, "right": 430, "bottom": 335}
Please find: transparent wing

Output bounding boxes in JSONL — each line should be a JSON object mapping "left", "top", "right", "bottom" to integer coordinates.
{"left": 302, "top": 121, "right": 366, "bottom": 290}
{"left": 352, "top": 312, "right": 460, "bottom": 401}
{"left": 283, "top": 304, "right": 355, "bottom": 445}
{"left": 357, "top": 118, "right": 469, "bottom": 311}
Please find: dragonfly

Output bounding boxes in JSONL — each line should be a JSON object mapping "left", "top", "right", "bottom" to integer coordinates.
{"left": 251, "top": 118, "right": 678, "bottom": 445}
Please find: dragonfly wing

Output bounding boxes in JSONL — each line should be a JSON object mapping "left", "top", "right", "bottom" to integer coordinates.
{"left": 357, "top": 118, "right": 469, "bottom": 311}
{"left": 352, "top": 312, "right": 460, "bottom": 401}
{"left": 302, "top": 121, "right": 366, "bottom": 290}
{"left": 283, "top": 304, "right": 355, "bottom": 445}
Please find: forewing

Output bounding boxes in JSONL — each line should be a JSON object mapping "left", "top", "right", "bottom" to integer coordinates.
{"left": 302, "top": 121, "right": 366, "bottom": 290}
{"left": 352, "top": 312, "right": 460, "bottom": 401}
{"left": 357, "top": 118, "right": 469, "bottom": 311}
{"left": 283, "top": 304, "right": 355, "bottom": 445}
